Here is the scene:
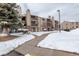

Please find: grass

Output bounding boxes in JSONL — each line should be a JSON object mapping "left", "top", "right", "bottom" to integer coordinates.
{"left": 0, "top": 35, "right": 18, "bottom": 42}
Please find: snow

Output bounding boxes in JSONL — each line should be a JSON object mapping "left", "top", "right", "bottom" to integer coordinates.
{"left": 37, "top": 28, "right": 79, "bottom": 53}
{"left": 11, "top": 32, "right": 23, "bottom": 36}
{"left": 25, "top": 53, "right": 31, "bottom": 56}
{"left": 31, "top": 31, "right": 56, "bottom": 36}
{"left": 0, "top": 34, "right": 35, "bottom": 55}
{"left": 0, "top": 33, "right": 8, "bottom": 36}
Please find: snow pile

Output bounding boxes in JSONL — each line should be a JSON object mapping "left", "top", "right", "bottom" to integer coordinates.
{"left": 11, "top": 32, "right": 23, "bottom": 36}
{"left": 31, "top": 31, "right": 56, "bottom": 36}
{"left": 0, "top": 34, "right": 35, "bottom": 55}
{"left": 0, "top": 33, "right": 8, "bottom": 36}
{"left": 37, "top": 29, "right": 79, "bottom": 53}
{"left": 70, "top": 28, "right": 79, "bottom": 33}
{"left": 25, "top": 53, "right": 31, "bottom": 56}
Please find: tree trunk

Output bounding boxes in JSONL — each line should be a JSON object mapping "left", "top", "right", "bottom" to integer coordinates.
{"left": 1, "top": 27, "right": 10, "bottom": 36}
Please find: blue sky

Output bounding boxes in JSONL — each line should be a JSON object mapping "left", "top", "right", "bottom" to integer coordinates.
{"left": 19, "top": 3, "right": 79, "bottom": 22}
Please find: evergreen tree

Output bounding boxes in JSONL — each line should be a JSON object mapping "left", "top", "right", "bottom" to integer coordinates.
{"left": 0, "top": 3, "right": 22, "bottom": 35}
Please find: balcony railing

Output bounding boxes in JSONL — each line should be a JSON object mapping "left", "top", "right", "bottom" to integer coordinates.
{"left": 31, "top": 21, "right": 38, "bottom": 26}
{"left": 31, "top": 24, "right": 38, "bottom": 26}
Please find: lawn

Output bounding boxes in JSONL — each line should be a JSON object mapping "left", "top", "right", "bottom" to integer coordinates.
{"left": 0, "top": 35, "right": 17, "bottom": 42}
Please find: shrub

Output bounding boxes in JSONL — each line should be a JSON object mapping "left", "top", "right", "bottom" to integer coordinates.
{"left": 64, "top": 29, "right": 70, "bottom": 31}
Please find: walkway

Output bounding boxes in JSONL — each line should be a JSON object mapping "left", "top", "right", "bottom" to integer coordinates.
{"left": 5, "top": 33, "right": 79, "bottom": 56}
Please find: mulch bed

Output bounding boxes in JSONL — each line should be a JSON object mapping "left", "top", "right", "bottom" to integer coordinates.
{"left": 0, "top": 35, "right": 18, "bottom": 42}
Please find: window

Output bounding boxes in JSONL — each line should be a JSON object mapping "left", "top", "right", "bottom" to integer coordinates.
{"left": 42, "top": 18, "right": 45, "bottom": 21}
{"left": 76, "top": 26, "right": 78, "bottom": 28}
{"left": 31, "top": 21, "right": 38, "bottom": 26}
{"left": 32, "top": 27, "right": 36, "bottom": 32}
{"left": 72, "top": 26, "right": 74, "bottom": 28}
{"left": 76, "top": 22, "right": 78, "bottom": 25}
{"left": 32, "top": 21, "right": 35, "bottom": 24}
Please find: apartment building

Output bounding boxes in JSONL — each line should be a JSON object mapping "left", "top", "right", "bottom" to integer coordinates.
{"left": 61, "top": 21, "right": 79, "bottom": 30}
{"left": 47, "top": 16, "right": 53, "bottom": 31}
{"left": 21, "top": 9, "right": 59, "bottom": 32}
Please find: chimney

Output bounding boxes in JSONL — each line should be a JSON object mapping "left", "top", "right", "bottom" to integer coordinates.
{"left": 52, "top": 16, "right": 54, "bottom": 20}
{"left": 26, "top": 9, "right": 31, "bottom": 14}
{"left": 48, "top": 16, "right": 51, "bottom": 19}
{"left": 27, "top": 9, "right": 30, "bottom": 12}
{"left": 26, "top": 9, "right": 31, "bottom": 31}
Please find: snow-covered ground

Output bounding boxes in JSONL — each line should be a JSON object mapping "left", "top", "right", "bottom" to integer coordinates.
{"left": 25, "top": 53, "right": 31, "bottom": 56}
{"left": 0, "top": 34, "right": 35, "bottom": 55}
{"left": 31, "top": 31, "right": 57, "bottom": 36}
{"left": 37, "top": 28, "right": 79, "bottom": 54}
{"left": 10, "top": 32, "right": 23, "bottom": 36}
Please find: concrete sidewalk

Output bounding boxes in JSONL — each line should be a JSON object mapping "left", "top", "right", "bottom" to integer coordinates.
{"left": 15, "top": 33, "right": 51, "bottom": 56}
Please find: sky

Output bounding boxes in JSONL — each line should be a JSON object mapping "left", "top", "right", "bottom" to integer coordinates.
{"left": 19, "top": 3, "right": 79, "bottom": 22}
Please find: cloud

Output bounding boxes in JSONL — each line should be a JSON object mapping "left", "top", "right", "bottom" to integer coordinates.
{"left": 20, "top": 3, "right": 79, "bottom": 22}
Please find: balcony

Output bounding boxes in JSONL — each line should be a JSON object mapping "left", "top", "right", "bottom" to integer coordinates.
{"left": 31, "top": 15, "right": 38, "bottom": 21}
{"left": 31, "top": 18, "right": 38, "bottom": 21}
{"left": 31, "top": 21, "right": 38, "bottom": 26}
